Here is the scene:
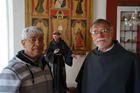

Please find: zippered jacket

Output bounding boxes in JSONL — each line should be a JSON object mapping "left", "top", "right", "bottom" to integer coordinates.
{"left": 0, "top": 50, "right": 53, "bottom": 93}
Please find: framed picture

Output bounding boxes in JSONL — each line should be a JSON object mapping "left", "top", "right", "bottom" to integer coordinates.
{"left": 71, "top": 20, "right": 86, "bottom": 50}
{"left": 32, "top": 18, "right": 49, "bottom": 50}
{"left": 31, "top": 0, "right": 49, "bottom": 17}
{"left": 50, "top": 10, "right": 71, "bottom": 45}
{"left": 25, "top": 0, "right": 92, "bottom": 54}
{"left": 50, "top": 0, "right": 70, "bottom": 9}
{"left": 72, "top": 0, "right": 87, "bottom": 18}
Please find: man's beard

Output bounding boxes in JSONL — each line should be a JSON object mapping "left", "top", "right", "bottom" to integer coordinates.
{"left": 94, "top": 38, "right": 111, "bottom": 49}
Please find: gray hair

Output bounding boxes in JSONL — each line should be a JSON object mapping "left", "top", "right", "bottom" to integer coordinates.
{"left": 22, "top": 26, "right": 44, "bottom": 40}
{"left": 90, "top": 19, "right": 113, "bottom": 33}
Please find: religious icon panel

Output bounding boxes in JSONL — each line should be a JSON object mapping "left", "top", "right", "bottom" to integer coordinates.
{"left": 25, "top": 0, "right": 92, "bottom": 54}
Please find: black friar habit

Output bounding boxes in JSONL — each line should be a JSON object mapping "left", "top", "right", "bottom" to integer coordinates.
{"left": 76, "top": 40, "right": 140, "bottom": 93}
{"left": 45, "top": 38, "right": 73, "bottom": 93}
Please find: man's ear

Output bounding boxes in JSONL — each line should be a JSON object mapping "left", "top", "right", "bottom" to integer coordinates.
{"left": 21, "top": 40, "right": 26, "bottom": 48}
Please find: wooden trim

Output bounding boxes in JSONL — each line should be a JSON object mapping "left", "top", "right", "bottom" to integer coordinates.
{"left": 106, "top": 0, "right": 140, "bottom": 39}
{"left": 117, "top": 2, "right": 140, "bottom": 6}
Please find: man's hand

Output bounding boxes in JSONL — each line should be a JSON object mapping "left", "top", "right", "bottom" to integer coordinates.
{"left": 53, "top": 49, "right": 60, "bottom": 54}
{"left": 71, "top": 54, "right": 77, "bottom": 59}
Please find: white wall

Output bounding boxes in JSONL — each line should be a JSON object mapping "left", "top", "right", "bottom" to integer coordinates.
{"left": 93, "top": 0, "right": 106, "bottom": 20}
{"left": 11, "top": 0, "right": 106, "bottom": 87}
{"left": 8, "top": 0, "right": 25, "bottom": 60}
{"left": 66, "top": 55, "right": 86, "bottom": 87}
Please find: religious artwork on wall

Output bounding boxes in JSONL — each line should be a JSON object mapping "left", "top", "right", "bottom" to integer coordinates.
{"left": 50, "top": 10, "right": 70, "bottom": 46}
{"left": 32, "top": 18, "right": 49, "bottom": 51}
{"left": 50, "top": 0, "right": 69, "bottom": 9}
{"left": 25, "top": 0, "right": 92, "bottom": 54}
{"left": 71, "top": 20, "right": 86, "bottom": 51}
{"left": 72, "top": 0, "right": 87, "bottom": 18}
{"left": 31, "top": 0, "right": 49, "bottom": 16}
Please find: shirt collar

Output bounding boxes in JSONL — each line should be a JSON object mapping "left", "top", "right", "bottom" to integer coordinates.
{"left": 98, "top": 43, "right": 114, "bottom": 52}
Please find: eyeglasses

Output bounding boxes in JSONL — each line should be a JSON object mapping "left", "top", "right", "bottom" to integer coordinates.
{"left": 26, "top": 37, "right": 43, "bottom": 43}
{"left": 90, "top": 29, "right": 110, "bottom": 35}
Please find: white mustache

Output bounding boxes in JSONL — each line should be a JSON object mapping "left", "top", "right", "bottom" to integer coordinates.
{"left": 95, "top": 38, "right": 108, "bottom": 42}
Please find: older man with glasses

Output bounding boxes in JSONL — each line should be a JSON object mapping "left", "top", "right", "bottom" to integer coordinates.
{"left": 76, "top": 19, "right": 140, "bottom": 93}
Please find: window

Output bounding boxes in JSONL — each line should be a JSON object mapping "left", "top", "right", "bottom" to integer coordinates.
{"left": 0, "top": 0, "right": 8, "bottom": 71}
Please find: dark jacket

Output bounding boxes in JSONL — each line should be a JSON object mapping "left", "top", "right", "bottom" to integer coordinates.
{"left": 45, "top": 38, "right": 73, "bottom": 93}
{"left": 76, "top": 40, "right": 140, "bottom": 93}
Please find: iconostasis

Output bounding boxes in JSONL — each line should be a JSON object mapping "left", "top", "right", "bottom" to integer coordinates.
{"left": 25, "top": 0, "right": 93, "bottom": 54}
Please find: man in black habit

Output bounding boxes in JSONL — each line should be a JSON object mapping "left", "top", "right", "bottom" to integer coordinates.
{"left": 45, "top": 31, "right": 76, "bottom": 93}
{"left": 76, "top": 19, "right": 140, "bottom": 93}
